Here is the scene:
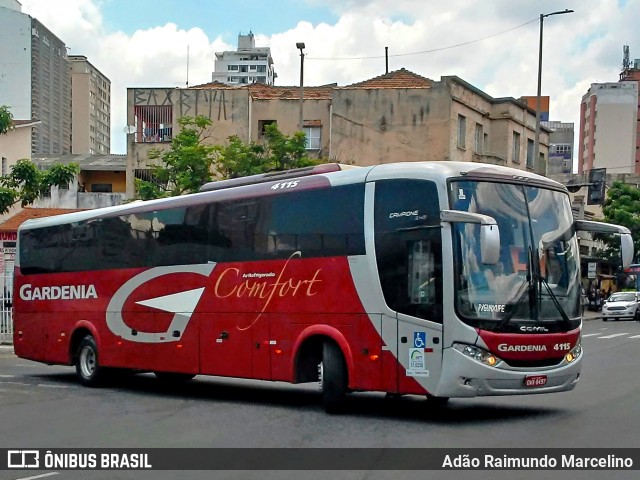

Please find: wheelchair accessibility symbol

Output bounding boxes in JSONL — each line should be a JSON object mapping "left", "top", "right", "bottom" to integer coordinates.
{"left": 413, "top": 332, "right": 426, "bottom": 349}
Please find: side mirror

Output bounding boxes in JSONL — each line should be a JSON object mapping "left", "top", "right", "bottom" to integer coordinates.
{"left": 441, "top": 210, "right": 500, "bottom": 265}
{"left": 575, "top": 220, "right": 634, "bottom": 269}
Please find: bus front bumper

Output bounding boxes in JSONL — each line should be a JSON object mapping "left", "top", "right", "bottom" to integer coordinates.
{"left": 434, "top": 346, "right": 582, "bottom": 398}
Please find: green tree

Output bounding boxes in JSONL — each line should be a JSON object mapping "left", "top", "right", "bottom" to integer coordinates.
{"left": 137, "top": 118, "right": 322, "bottom": 199}
{"left": 598, "top": 181, "right": 640, "bottom": 263}
{"left": 135, "top": 115, "right": 217, "bottom": 200}
{"left": 0, "top": 105, "right": 13, "bottom": 134}
{"left": 0, "top": 159, "right": 80, "bottom": 214}
{"left": 213, "top": 123, "right": 320, "bottom": 180}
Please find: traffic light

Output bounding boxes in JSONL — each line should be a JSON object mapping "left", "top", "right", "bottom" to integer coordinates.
{"left": 588, "top": 168, "right": 606, "bottom": 205}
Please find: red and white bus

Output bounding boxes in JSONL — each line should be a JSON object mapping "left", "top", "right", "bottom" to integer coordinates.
{"left": 12, "top": 162, "right": 633, "bottom": 412}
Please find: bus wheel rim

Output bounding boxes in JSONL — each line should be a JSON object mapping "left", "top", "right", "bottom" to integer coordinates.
{"left": 80, "top": 346, "right": 96, "bottom": 378}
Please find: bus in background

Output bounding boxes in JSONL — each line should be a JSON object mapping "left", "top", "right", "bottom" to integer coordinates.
{"left": 12, "top": 162, "right": 634, "bottom": 413}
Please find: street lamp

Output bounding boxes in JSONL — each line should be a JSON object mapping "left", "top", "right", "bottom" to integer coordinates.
{"left": 534, "top": 9, "right": 574, "bottom": 174}
{"left": 296, "top": 42, "right": 305, "bottom": 132}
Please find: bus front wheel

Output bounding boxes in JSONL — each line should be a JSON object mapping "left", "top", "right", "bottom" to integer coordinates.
{"left": 320, "top": 341, "right": 348, "bottom": 414}
{"left": 75, "top": 335, "right": 105, "bottom": 387}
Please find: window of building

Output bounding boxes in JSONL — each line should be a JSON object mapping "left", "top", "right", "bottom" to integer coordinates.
{"left": 259, "top": 120, "right": 277, "bottom": 137}
{"left": 1, "top": 157, "right": 6, "bottom": 176}
{"left": 457, "top": 115, "right": 466, "bottom": 149}
{"left": 303, "top": 126, "right": 321, "bottom": 149}
{"left": 227, "top": 65, "right": 239, "bottom": 71}
{"left": 474, "top": 123, "right": 483, "bottom": 154}
{"left": 526, "top": 138, "right": 534, "bottom": 169}
{"left": 512, "top": 132, "right": 521, "bottom": 164}
{"left": 133, "top": 105, "right": 173, "bottom": 143}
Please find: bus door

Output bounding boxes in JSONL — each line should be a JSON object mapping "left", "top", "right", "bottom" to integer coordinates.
{"left": 373, "top": 179, "right": 444, "bottom": 396}
{"left": 199, "top": 314, "right": 269, "bottom": 379}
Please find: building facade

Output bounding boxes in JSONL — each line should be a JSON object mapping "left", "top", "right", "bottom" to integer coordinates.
{"left": 126, "top": 69, "right": 548, "bottom": 197}
{"left": 578, "top": 81, "right": 638, "bottom": 175}
{"left": 543, "top": 121, "right": 574, "bottom": 174}
{"left": 0, "top": 119, "right": 39, "bottom": 224}
{"left": 0, "top": 2, "right": 107, "bottom": 157}
{"left": 619, "top": 55, "right": 640, "bottom": 171}
{"left": 211, "top": 32, "right": 276, "bottom": 86}
{"left": 69, "top": 55, "right": 111, "bottom": 154}
{"left": 0, "top": 2, "right": 72, "bottom": 155}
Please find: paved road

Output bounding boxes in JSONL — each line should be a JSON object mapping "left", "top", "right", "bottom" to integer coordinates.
{"left": 1, "top": 316, "right": 639, "bottom": 480}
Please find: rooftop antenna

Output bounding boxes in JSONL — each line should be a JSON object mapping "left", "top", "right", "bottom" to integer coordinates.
{"left": 623, "top": 45, "right": 630, "bottom": 71}
{"left": 186, "top": 44, "right": 190, "bottom": 87}
{"left": 385, "top": 47, "right": 388, "bottom": 74}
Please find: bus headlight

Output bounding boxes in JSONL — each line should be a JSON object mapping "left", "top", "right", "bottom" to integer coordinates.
{"left": 454, "top": 343, "right": 499, "bottom": 367}
{"left": 565, "top": 342, "right": 582, "bottom": 363}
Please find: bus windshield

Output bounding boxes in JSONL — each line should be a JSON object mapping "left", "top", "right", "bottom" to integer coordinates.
{"left": 450, "top": 180, "right": 581, "bottom": 328}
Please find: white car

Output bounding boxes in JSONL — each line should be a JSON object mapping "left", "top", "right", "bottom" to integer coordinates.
{"left": 602, "top": 292, "right": 640, "bottom": 321}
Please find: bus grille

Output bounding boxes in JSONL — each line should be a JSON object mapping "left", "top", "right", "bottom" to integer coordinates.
{"left": 503, "top": 357, "right": 565, "bottom": 368}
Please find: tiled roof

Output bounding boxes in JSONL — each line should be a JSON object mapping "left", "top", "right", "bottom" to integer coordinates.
{"left": 188, "top": 81, "right": 239, "bottom": 90}
{"left": 185, "top": 82, "right": 334, "bottom": 100}
{"left": 248, "top": 83, "right": 334, "bottom": 100}
{"left": 0, "top": 208, "right": 85, "bottom": 232}
{"left": 341, "top": 68, "right": 432, "bottom": 90}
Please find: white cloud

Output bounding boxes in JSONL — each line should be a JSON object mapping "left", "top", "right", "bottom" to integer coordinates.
{"left": 18, "top": 0, "right": 640, "bottom": 161}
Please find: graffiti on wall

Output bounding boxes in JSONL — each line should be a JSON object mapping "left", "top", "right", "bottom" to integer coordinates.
{"left": 133, "top": 88, "right": 231, "bottom": 121}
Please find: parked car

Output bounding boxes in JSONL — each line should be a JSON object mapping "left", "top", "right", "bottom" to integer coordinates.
{"left": 601, "top": 291, "right": 640, "bottom": 321}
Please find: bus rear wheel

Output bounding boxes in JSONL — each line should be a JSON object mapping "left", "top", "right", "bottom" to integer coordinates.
{"left": 320, "top": 341, "right": 348, "bottom": 414}
{"left": 75, "top": 335, "right": 105, "bottom": 387}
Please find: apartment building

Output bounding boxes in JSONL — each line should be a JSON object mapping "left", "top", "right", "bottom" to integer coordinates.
{"left": 0, "top": 1, "right": 71, "bottom": 155}
{"left": 578, "top": 81, "right": 638, "bottom": 174}
{"left": 69, "top": 55, "right": 111, "bottom": 154}
{"left": 211, "top": 32, "right": 276, "bottom": 86}
{"left": 0, "top": 2, "right": 109, "bottom": 156}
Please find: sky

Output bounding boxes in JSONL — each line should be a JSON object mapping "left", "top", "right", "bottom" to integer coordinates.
{"left": 17, "top": 0, "right": 640, "bottom": 157}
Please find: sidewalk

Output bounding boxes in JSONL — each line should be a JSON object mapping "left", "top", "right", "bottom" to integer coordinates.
{"left": 583, "top": 309, "right": 601, "bottom": 321}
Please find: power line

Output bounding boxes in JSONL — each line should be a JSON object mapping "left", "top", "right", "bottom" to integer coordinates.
{"left": 307, "top": 18, "right": 538, "bottom": 61}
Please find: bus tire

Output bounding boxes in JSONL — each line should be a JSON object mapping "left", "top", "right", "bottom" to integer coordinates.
{"left": 75, "top": 335, "right": 105, "bottom": 387}
{"left": 154, "top": 372, "right": 195, "bottom": 383}
{"left": 320, "top": 341, "right": 348, "bottom": 414}
{"left": 426, "top": 394, "right": 450, "bottom": 407}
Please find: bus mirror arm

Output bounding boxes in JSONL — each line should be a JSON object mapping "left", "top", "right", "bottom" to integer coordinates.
{"left": 575, "top": 220, "right": 634, "bottom": 269}
{"left": 441, "top": 210, "right": 500, "bottom": 265}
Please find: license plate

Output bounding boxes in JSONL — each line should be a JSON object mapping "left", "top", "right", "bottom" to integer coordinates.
{"left": 524, "top": 375, "right": 547, "bottom": 387}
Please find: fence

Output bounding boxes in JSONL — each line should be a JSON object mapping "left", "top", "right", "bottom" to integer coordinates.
{"left": 0, "top": 273, "right": 12, "bottom": 344}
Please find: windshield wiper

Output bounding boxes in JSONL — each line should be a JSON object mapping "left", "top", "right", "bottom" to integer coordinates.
{"left": 539, "top": 276, "right": 572, "bottom": 328}
{"left": 496, "top": 246, "right": 535, "bottom": 331}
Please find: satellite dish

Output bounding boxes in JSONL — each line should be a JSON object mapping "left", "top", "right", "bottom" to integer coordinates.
{"left": 122, "top": 125, "right": 136, "bottom": 134}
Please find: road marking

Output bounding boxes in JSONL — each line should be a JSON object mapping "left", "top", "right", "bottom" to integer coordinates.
{"left": 37, "top": 384, "right": 71, "bottom": 389}
{"left": 14, "top": 473, "right": 59, "bottom": 480}
{"left": 0, "top": 381, "right": 33, "bottom": 386}
{"left": 0, "top": 374, "right": 16, "bottom": 377}
{"left": 629, "top": 335, "right": 640, "bottom": 339}
{"left": 581, "top": 333, "right": 599, "bottom": 337}
{"left": 598, "top": 333, "right": 629, "bottom": 339}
